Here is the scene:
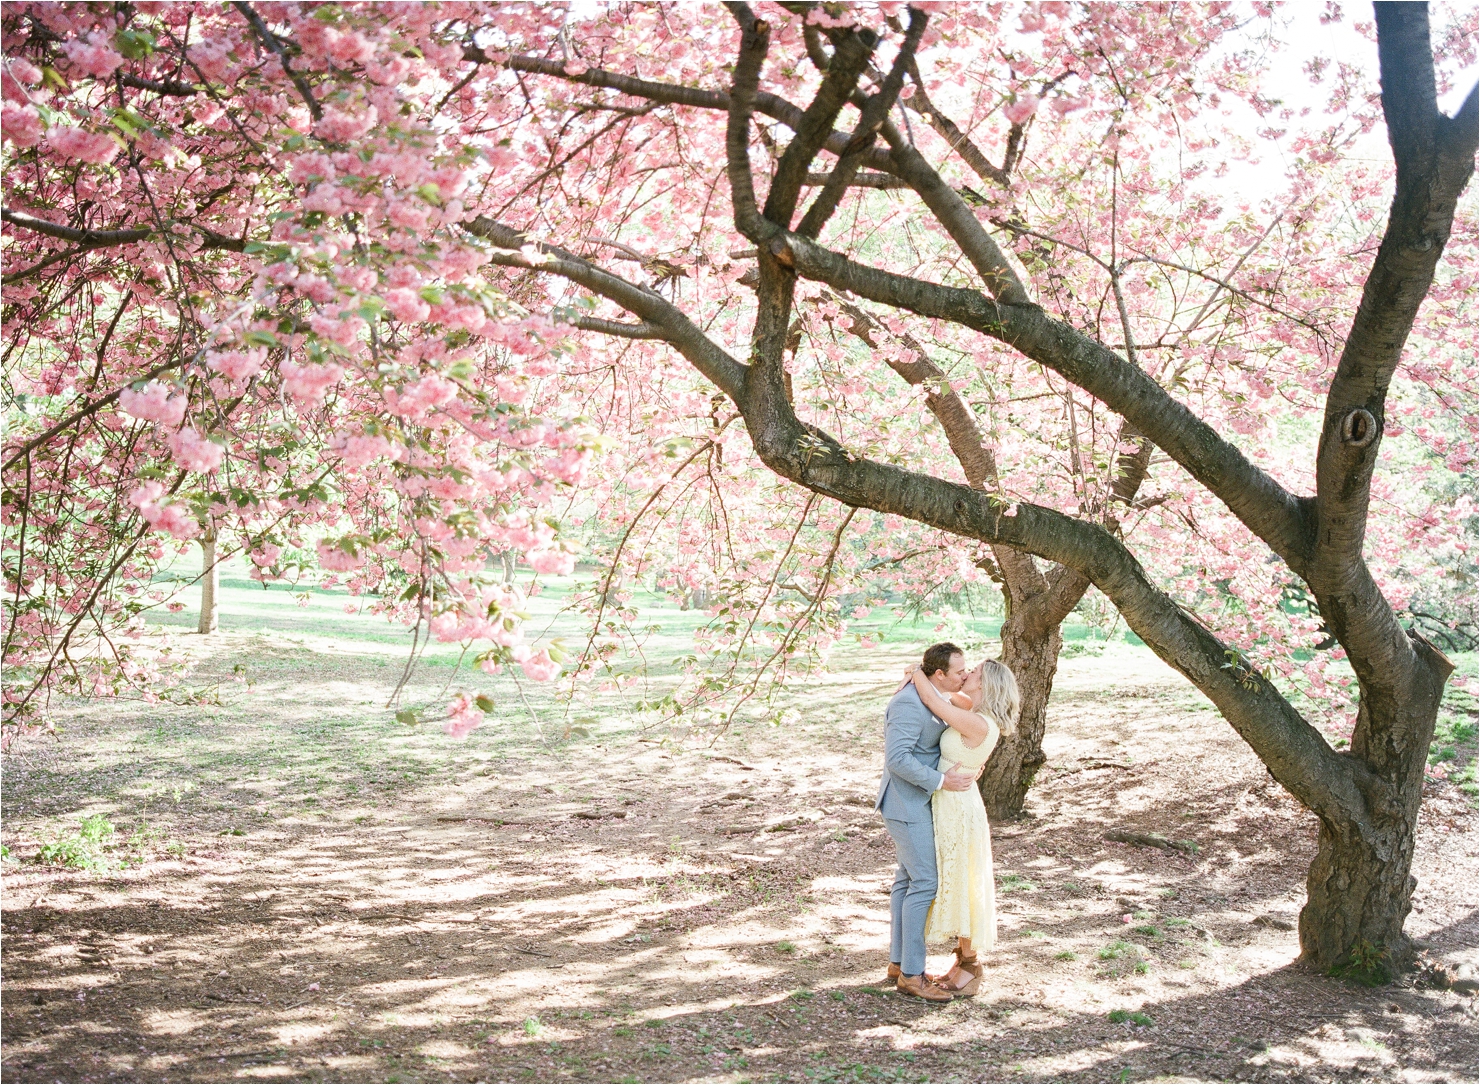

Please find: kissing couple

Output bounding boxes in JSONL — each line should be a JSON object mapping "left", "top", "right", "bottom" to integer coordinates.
{"left": 875, "top": 641, "right": 1021, "bottom": 1002}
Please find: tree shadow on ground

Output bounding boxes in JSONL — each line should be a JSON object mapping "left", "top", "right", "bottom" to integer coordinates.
{"left": 3, "top": 637, "right": 1475, "bottom": 1083}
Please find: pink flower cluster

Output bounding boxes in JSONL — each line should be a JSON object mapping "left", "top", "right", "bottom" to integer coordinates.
{"left": 280, "top": 361, "right": 343, "bottom": 404}
{"left": 60, "top": 35, "right": 125, "bottom": 79}
{"left": 384, "top": 374, "right": 457, "bottom": 420}
{"left": 513, "top": 647, "right": 561, "bottom": 682}
{"left": 443, "top": 693, "right": 485, "bottom": 739}
{"left": 384, "top": 287, "right": 431, "bottom": 324}
{"left": 206, "top": 347, "right": 266, "bottom": 381}
{"left": 314, "top": 106, "right": 377, "bottom": 143}
{"left": 46, "top": 125, "right": 120, "bottom": 165}
{"left": 187, "top": 39, "right": 233, "bottom": 81}
{"left": 316, "top": 539, "right": 363, "bottom": 572}
{"left": 1003, "top": 94, "right": 1040, "bottom": 126}
{"left": 118, "top": 381, "right": 187, "bottom": 426}
{"left": 128, "top": 482, "right": 198, "bottom": 540}
{"left": 2, "top": 102, "right": 43, "bottom": 148}
{"left": 526, "top": 548, "right": 575, "bottom": 576}
{"left": 167, "top": 427, "right": 223, "bottom": 473}
{"left": 328, "top": 432, "right": 394, "bottom": 469}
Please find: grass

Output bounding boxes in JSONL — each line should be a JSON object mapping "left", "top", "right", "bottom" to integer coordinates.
{"left": 1108, "top": 1009, "right": 1154, "bottom": 1026}
{"left": 1430, "top": 674, "right": 1478, "bottom": 801}
{"left": 36, "top": 814, "right": 117, "bottom": 871}
{"left": 998, "top": 873, "right": 1035, "bottom": 893}
{"left": 1098, "top": 940, "right": 1134, "bottom": 960}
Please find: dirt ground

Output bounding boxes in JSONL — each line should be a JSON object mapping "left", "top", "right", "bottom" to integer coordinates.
{"left": 2, "top": 630, "right": 1476, "bottom": 1084}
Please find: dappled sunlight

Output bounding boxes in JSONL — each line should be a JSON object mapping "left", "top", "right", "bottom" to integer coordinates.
{"left": 3, "top": 633, "right": 1475, "bottom": 1082}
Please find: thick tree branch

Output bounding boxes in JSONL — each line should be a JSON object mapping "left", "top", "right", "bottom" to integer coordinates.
{"left": 3, "top": 209, "right": 152, "bottom": 247}
{"left": 900, "top": 55, "right": 1012, "bottom": 187}
{"left": 462, "top": 217, "right": 747, "bottom": 400}
{"left": 830, "top": 293, "right": 1051, "bottom": 604}
{"left": 764, "top": 21, "right": 877, "bottom": 230}
{"left": 569, "top": 315, "right": 663, "bottom": 340}
{"left": 723, "top": 6, "right": 773, "bottom": 241}
{"left": 763, "top": 227, "right": 1316, "bottom": 574}
{"left": 804, "top": 170, "right": 907, "bottom": 189}
{"left": 119, "top": 72, "right": 200, "bottom": 97}
{"left": 795, "top": 8, "right": 926, "bottom": 239}
{"left": 1306, "top": 4, "right": 1474, "bottom": 736}
{"left": 881, "top": 121, "right": 1031, "bottom": 305}
{"left": 2, "top": 208, "right": 247, "bottom": 253}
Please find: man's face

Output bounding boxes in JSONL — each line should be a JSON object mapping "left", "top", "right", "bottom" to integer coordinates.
{"left": 934, "top": 653, "right": 968, "bottom": 693}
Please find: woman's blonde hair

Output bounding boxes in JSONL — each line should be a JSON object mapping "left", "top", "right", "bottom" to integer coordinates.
{"left": 970, "top": 660, "right": 1021, "bottom": 737}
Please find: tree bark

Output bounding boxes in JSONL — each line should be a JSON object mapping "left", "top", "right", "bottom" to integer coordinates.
{"left": 1301, "top": 631, "right": 1452, "bottom": 974}
{"left": 980, "top": 605, "right": 1061, "bottom": 820}
{"left": 197, "top": 527, "right": 219, "bottom": 635}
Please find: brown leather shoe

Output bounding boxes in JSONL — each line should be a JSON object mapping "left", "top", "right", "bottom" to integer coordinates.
{"left": 885, "top": 963, "right": 902, "bottom": 985}
{"left": 895, "top": 973, "right": 953, "bottom": 1003}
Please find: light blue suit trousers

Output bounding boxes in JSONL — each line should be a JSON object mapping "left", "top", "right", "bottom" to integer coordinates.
{"left": 876, "top": 685, "right": 946, "bottom": 977}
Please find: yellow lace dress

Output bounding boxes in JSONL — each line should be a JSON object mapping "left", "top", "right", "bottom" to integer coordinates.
{"left": 924, "top": 718, "right": 999, "bottom": 948}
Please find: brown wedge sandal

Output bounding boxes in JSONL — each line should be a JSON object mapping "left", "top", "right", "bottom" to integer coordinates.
{"left": 935, "top": 948, "right": 983, "bottom": 997}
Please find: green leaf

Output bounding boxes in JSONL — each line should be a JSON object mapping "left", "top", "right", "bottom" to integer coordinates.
{"left": 243, "top": 329, "right": 280, "bottom": 348}
{"left": 417, "top": 182, "right": 443, "bottom": 205}
{"left": 474, "top": 694, "right": 495, "bottom": 713}
{"left": 395, "top": 708, "right": 421, "bottom": 727}
{"left": 114, "top": 28, "right": 157, "bottom": 60}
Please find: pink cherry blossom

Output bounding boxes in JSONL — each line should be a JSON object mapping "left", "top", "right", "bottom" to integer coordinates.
{"left": 206, "top": 348, "right": 266, "bottom": 381}
{"left": 384, "top": 287, "right": 431, "bottom": 324}
{"left": 118, "top": 382, "right": 187, "bottom": 427}
{"left": 1003, "top": 94, "right": 1040, "bottom": 126}
{"left": 128, "top": 482, "right": 198, "bottom": 540}
{"left": 328, "top": 432, "right": 393, "bottom": 468}
{"left": 443, "top": 693, "right": 485, "bottom": 738}
{"left": 167, "top": 428, "right": 224, "bottom": 472}
{"left": 279, "top": 361, "right": 344, "bottom": 404}
{"left": 526, "top": 548, "right": 575, "bottom": 576}
{"left": 316, "top": 539, "right": 363, "bottom": 572}
{"left": 60, "top": 36, "right": 125, "bottom": 79}
{"left": 45, "top": 125, "right": 120, "bottom": 165}
{"left": 383, "top": 374, "right": 457, "bottom": 420}
{"left": 2, "top": 102, "right": 43, "bottom": 147}
{"left": 519, "top": 649, "right": 561, "bottom": 682}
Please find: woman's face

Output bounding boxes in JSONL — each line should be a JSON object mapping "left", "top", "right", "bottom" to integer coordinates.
{"left": 961, "top": 663, "right": 984, "bottom": 697}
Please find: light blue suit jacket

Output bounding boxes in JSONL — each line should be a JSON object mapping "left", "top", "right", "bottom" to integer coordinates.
{"left": 875, "top": 684, "right": 946, "bottom": 823}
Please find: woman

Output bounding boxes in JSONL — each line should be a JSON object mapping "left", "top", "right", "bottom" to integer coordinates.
{"left": 910, "top": 659, "right": 1020, "bottom": 996}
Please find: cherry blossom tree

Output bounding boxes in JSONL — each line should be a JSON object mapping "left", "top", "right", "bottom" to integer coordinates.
{"left": 451, "top": 1, "right": 1474, "bottom": 975}
{"left": 2, "top": 0, "right": 1474, "bottom": 978}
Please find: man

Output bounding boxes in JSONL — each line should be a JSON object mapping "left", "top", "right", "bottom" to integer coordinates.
{"left": 876, "top": 642, "right": 979, "bottom": 1003}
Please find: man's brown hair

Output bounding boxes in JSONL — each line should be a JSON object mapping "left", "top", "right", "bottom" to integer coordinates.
{"left": 921, "top": 642, "right": 963, "bottom": 678}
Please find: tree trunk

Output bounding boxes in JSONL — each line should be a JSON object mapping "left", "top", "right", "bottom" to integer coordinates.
{"left": 979, "top": 609, "right": 1062, "bottom": 820}
{"left": 1299, "top": 638, "right": 1450, "bottom": 974}
{"left": 197, "top": 528, "right": 219, "bottom": 635}
{"left": 1301, "top": 809, "right": 1418, "bottom": 981}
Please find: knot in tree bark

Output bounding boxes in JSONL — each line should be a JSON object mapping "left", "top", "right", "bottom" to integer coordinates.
{"left": 1339, "top": 408, "right": 1378, "bottom": 449}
